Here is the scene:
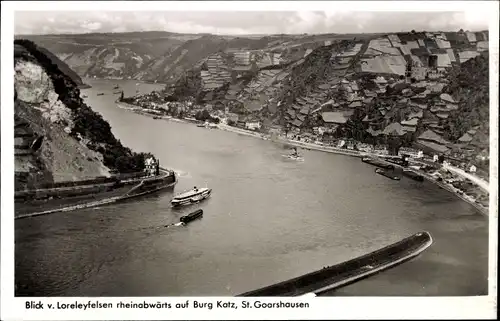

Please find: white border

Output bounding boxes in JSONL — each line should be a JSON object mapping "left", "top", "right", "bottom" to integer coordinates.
{"left": 1, "top": 2, "right": 498, "bottom": 320}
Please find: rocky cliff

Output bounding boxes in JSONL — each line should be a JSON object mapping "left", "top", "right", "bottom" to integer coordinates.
{"left": 15, "top": 36, "right": 90, "bottom": 88}
{"left": 14, "top": 40, "right": 150, "bottom": 190}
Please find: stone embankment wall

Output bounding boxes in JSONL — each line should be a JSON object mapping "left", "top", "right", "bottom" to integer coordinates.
{"left": 238, "top": 231, "right": 432, "bottom": 296}
{"left": 15, "top": 170, "right": 176, "bottom": 218}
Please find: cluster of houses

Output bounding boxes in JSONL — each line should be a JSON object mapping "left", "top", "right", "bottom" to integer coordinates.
{"left": 130, "top": 30, "right": 488, "bottom": 171}
{"left": 425, "top": 166, "right": 489, "bottom": 208}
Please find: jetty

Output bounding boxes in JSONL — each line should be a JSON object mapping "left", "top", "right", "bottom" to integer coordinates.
{"left": 15, "top": 169, "right": 177, "bottom": 219}
{"left": 238, "top": 231, "right": 433, "bottom": 296}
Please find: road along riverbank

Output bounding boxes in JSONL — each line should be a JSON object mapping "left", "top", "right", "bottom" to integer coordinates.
{"left": 238, "top": 231, "right": 433, "bottom": 296}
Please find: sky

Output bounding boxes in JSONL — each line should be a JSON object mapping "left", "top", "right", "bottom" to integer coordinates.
{"left": 14, "top": 11, "right": 489, "bottom": 36}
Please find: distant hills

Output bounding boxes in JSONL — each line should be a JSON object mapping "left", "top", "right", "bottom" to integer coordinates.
{"left": 18, "top": 29, "right": 491, "bottom": 170}
{"left": 18, "top": 31, "right": 380, "bottom": 83}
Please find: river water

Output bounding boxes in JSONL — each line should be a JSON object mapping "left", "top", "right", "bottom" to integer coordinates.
{"left": 15, "top": 78, "right": 489, "bottom": 296}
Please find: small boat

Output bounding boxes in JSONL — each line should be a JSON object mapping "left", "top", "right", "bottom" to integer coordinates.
{"left": 375, "top": 168, "right": 400, "bottom": 180}
{"left": 283, "top": 147, "right": 304, "bottom": 161}
{"left": 113, "top": 91, "right": 121, "bottom": 94}
{"left": 153, "top": 116, "right": 161, "bottom": 120}
{"left": 197, "top": 123, "right": 206, "bottom": 128}
{"left": 113, "top": 85, "right": 120, "bottom": 89}
{"left": 82, "top": 94, "right": 88, "bottom": 98}
{"left": 171, "top": 187, "right": 212, "bottom": 207}
{"left": 402, "top": 169, "right": 424, "bottom": 181}
{"left": 97, "top": 93, "right": 105, "bottom": 96}
{"left": 180, "top": 209, "right": 204, "bottom": 224}
{"left": 282, "top": 154, "right": 304, "bottom": 161}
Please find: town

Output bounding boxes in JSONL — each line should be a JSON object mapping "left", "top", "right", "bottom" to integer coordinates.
{"left": 116, "top": 30, "right": 489, "bottom": 213}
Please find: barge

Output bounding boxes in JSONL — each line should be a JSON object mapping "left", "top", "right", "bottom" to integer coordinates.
{"left": 180, "top": 209, "right": 204, "bottom": 224}
{"left": 382, "top": 157, "right": 408, "bottom": 167}
{"left": 361, "top": 157, "right": 395, "bottom": 170}
{"left": 402, "top": 169, "right": 424, "bottom": 182}
{"left": 375, "top": 168, "right": 400, "bottom": 180}
{"left": 237, "top": 231, "right": 433, "bottom": 296}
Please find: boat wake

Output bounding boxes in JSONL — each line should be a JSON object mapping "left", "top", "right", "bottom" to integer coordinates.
{"left": 172, "top": 169, "right": 191, "bottom": 178}
{"left": 159, "top": 222, "right": 186, "bottom": 229}
{"left": 138, "top": 222, "right": 187, "bottom": 232}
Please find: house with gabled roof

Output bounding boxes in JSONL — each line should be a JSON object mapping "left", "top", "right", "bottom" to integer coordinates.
{"left": 414, "top": 129, "right": 451, "bottom": 154}
{"left": 382, "top": 122, "right": 406, "bottom": 136}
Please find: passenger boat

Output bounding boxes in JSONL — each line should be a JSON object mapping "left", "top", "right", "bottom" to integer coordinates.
{"left": 171, "top": 187, "right": 212, "bottom": 207}
{"left": 180, "top": 209, "right": 204, "bottom": 224}
{"left": 375, "top": 168, "right": 400, "bottom": 180}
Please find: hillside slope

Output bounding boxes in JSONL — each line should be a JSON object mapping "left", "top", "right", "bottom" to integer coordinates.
{"left": 14, "top": 39, "right": 151, "bottom": 190}
{"left": 20, "top": 31, "right": 379, "bottom": 83}
{"left": 126, "top": 30, "right": 489, "bottom": 165}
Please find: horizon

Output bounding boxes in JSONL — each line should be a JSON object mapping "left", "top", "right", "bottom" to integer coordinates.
{"left": 14, "top": 27, "right": 491, "bottom": 38}
{"left": 14, "top": 10, "right": 490, "bottom": 36}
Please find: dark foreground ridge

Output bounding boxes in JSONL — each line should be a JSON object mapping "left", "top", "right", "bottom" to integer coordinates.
{"left": 238, "top": 231, "right": 433, "bottom": 296}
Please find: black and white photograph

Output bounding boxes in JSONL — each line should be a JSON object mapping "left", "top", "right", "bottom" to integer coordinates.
{"left": 1, "top": 1, "right": 498, "bottom": 319}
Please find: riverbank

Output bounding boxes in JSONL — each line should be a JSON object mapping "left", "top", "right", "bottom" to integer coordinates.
{"left": 114, "top": 101, "right": 489, "bottom": 216}
{"left": 218, "top": 123, "right": 365, "bottom": 158}
{"left": 416, "top": 169, "right": 489, "bottom": 216}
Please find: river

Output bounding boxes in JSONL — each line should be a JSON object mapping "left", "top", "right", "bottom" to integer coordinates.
{"left": 15, "top": 78, "right": 489, "bottom": 296}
